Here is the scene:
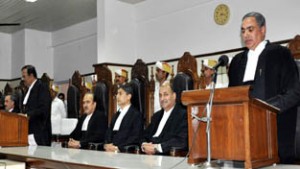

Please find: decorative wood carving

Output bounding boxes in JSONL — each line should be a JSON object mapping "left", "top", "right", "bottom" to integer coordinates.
{"left": 71, "top": 71, "right": 83, "bottom": 90}
{"left": 4, "top": 83, "right": 13, "bottom": 95}
{"left": 40, "top": 73, "right": 52, "bottom": 89}
{"left": 177, "top": 52, "right": 199, "bottom": 89}
{"left": 131, "top": 59, "right": 148, "bottom": 82}
{"left": 149, "top": 66, "right": 155, "bottom": 121}
{"left": 287, "top": 35, "right": 300, "bottom": 59}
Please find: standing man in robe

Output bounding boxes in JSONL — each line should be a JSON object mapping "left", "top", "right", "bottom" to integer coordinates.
{"left": 228, "top": 12, "right": 299, "bottom": 164}
{"left": 22, "top": 65, "right": 52, "bottom": 146}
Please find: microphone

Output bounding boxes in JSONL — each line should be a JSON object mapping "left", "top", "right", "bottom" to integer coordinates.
{"left": 213, "top": 55, "right": 229, "bottom": 70}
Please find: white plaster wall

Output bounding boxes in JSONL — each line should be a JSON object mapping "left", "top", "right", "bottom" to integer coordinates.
{"left": 0, "top": 32, "right": 12, "bottom": 79}
{"left": 135, "top": 0, "right": 300, "bottom": 62}
{"left": 97, "top": 0, "right": 136, "bottom": 64}
{"left": 52, "top": 18, "right": 97, "bottom": 82}
{"left": 11, "top": 30, "right": 25, "bottom": 79}
{"left": 24, "top": 29, "right": 53, "bottom": 78}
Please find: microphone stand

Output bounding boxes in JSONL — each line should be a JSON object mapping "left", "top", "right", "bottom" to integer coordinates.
{"left": 198, "top": 71, "right": 221, "bottom": 169}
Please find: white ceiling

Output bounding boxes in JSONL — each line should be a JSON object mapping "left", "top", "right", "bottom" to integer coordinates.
{"left": 0, "top": 0, "right": 148, "bottom": 34}
{"left": 0, "top": 0, "right": 97, "bottom": 34}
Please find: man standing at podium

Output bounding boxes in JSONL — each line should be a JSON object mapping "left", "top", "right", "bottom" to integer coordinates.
{"left": 22, "top": 65, "right": 52, "bottom": 146}
{"left": 228, "top": 12, "right": 299, "bottom": 164}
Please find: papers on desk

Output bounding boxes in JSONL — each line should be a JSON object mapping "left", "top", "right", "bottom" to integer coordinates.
{"left": 0, "top": 159, "right": 25, "bottom": 169}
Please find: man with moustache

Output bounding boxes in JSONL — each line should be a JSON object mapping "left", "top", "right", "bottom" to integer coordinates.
{"left": 114, "top": 69, "right": 128, "bottom": 86}
{"left": 141, "top": 81, "right": 187, "bottom": 155}
{"left": 154, "top": 61, "right": 172, "bottom": 112}
{"left": 68, "top": 93, "right": 107, "bottom": 149}
{"left": 22, "top": 65, "right": 52, "bottom": 146}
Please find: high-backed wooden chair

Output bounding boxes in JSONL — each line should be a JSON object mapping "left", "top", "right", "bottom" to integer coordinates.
{"left": 287, "top": 35, "right": 300, "bottom": 160}
{"left": 41, "top": 73, "right": 52, "bottom": 89}
{"left": 288, "top": 35, "right": 300, "bottom": 60}
{"left": 67, "top": 71, "right": 86, "bottom": 118}
{"left": 169, "top": 52, "right": 199, "bottom": 156}
{"left": 93, "top": 64, "right": 113, "bottom": 124}
{"left": 130, "top": 59, "right": 150, "bottom": 126}
{"left": 173, "top": 52, "right": 199, "bottom": 103}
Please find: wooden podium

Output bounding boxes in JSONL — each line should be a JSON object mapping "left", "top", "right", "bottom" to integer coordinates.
{"left": 0, "top": 111, "right": 28, "bottom": 146}
{"left": 181, "top": 86, "right": 279, "bottom": 169}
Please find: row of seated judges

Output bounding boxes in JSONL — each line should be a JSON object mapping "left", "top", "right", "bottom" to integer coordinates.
{"left": 65, "top": 59, "right": 219, "bottom": 154}
{"left": 0, "top": 63, "right": 188, "bottom": 155}
{"left": 68, "top": 81, "right": 187, "bottom": 155}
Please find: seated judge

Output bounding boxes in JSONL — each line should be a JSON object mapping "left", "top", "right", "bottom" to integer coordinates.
{"left": 4, "top": 94, "right": 19, "bottom": 113}
{"left": 68, "top": 93, "right": 108, "bottom": 149}
{"left": 104, "top": 84, "right": 143, "bottom": 152}
{"left": 141, "top": 81, "right": 188, "bottom": 155}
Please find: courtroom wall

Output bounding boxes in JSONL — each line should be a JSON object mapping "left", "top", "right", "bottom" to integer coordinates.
{"left": 97, "top": 0, "right": 136, "bottom": 65}
{"left": 11, "top": 29, "right": 52, "bottom": 79}
{"left": 24, "top": 29, "right": 53, "bottom": 78}
{"left": 11, "top": 30, "right": 25, "bottom": 79}
{"left": 52, "top": 18, "right": 97, "bottom": 82}
{"left": 135, "top": 0, "right": 300, "bottom": 62}
{"left": 0, "top": 32, "right": 12, "bottom": 79}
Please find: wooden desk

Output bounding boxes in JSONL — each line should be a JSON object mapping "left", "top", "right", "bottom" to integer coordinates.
{"left": 0, "top": 146, "right": 191, "bottom": 169}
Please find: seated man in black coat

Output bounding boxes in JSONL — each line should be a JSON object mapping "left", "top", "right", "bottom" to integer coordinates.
{"left": 141, "top": 81, "right": 188, "bottom": 155}
{"left": 104, "top": 84, "right": 143, "bottom": 152}
{"left": 68, "top": 93, "right": 107, "bottom": 149}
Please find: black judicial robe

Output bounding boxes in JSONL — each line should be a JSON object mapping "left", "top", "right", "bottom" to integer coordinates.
{"left": 105, "top": 105, "right": 143, "bottom": 152}
{"left": 228, "top": 42, "right": 299, "bottom": 164}
{"left": 70, "top": 110, "right": 108, "bottom": 149}
{"left": 141, "top": 104, "right": 188, "bottom": 154}
{"left": 24, "top": 80, "right": 52, "bottom": 146}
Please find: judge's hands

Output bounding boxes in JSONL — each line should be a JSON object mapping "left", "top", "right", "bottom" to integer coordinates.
{"left": 68, "top": 138, "right": 80, "bottom": 149}
{"left": 141, "top": 142, "right": 156, "bottom": 155}
{"left": 104, "top": 143, "right": 119, "bottom": 152}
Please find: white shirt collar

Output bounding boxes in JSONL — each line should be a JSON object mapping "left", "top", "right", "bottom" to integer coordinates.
{"left": 243, "top": 40, "right": 267, "bottom": 82}
{"left": 153, "top": 105, "right": 175, "bottom": 137}
{"left": 82, "top": 112, "right": 93, "bottom": 131}
{"left": 23, "top": 79, "right": 37, "bottom": 105}
{"left": 249, "top": 40, "right": 267, "bottom": 54}
{"left": 113, "top": 104, "right": 131, "bottom": 131}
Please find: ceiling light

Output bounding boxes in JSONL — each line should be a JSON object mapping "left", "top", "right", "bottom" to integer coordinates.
{"left": 25, "top": 0, "right": 37, "bottom": 2}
